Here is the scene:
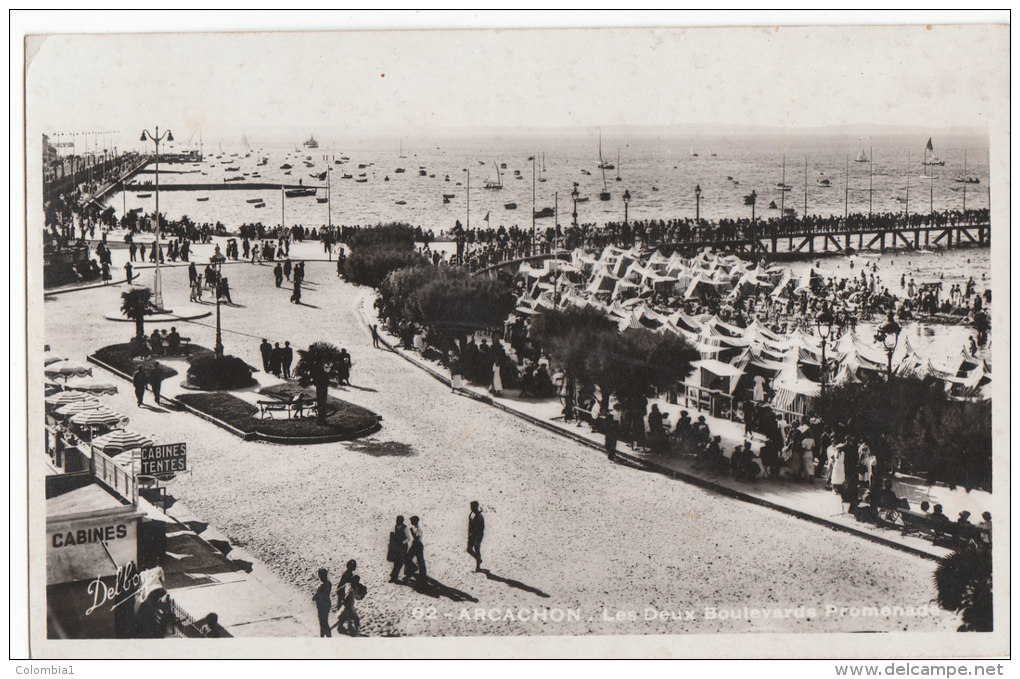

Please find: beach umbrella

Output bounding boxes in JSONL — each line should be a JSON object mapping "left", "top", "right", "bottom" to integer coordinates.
{"left": 45, "top": 391, "right": 93, "bottom": 407}
{"left": 90, "top": 429, "right": 154, "bottom": 455}
{"left": 55, "top": 398, "right": 103, "bottom": 417}
{"left": 64, "top": 375, "right": 119, "bottom": 395}
{"left": 70, "top": 407, "right": 127, "bottom": 428}
{"left": 43, "top": 350, "right": 65, "bottom": 366}
{"left": 44, "top": 360, "right": 93, "bottom": 380}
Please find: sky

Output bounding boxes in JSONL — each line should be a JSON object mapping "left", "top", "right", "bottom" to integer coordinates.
{"left": 23, "top": 16, "right": 1008, "bottom": 150}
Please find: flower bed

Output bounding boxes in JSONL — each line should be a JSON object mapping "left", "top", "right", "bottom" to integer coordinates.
{"left": 176, "top": 391, "right": 381, "bottom": 442}
{"left": 91, "top": 343, "right": 192, "bottom": 378}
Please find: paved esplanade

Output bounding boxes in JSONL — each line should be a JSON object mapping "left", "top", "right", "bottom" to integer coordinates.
{"left": 44, "top": 239, "right": 956, "bottom": 636}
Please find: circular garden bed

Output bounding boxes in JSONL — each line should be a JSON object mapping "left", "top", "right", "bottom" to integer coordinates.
{"left": 176, "top": 391, "right": 382, "bottom": 443}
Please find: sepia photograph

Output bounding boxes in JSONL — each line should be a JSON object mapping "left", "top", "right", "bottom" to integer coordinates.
{"left": 15, "top": 11, "right": 1009, "bottom": 663}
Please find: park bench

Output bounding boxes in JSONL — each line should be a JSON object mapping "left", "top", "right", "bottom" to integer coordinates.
{"left": 257, "top": 398, "right": 317, "bottom": 420}
{"left": 899, "top": 510, "right": 990, "bottom": 546}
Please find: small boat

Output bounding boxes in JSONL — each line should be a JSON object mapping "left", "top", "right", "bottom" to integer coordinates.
{"left": 358, "top": 163, "right": 368, "bottom": 169}
{"left": 768, "top": 200, "right": 779, "bottom": 209}
{"left": 599, "top": 191, "right": 610, "bottom": 201}
{"left": 726, "top": 176, "right": 733, "bottom": 180}
{"left": 776, "top": 183, "right": 792, "bottom": 191}
{"left": 335, "top": 160, "right": 343, "bottom": 165}
{"left": 533, "top": 207, "right": 555, "bottom": 218}
{"left": 225, "top": 166, "right": 239, "bottom": 171}
{"left": 419, "top": 169, "right": 427, "bottom": 176}
{"left": 651, "top": 187, "right": 658, "bottom": 192}
{"left": 442, "top": 196, "right": 451, "bottom": 204}
{"left": 303, "top": 134, "right": 318, "bottom": 149}
{"left": 251, "top": 172, "right": 261, "bottom": 178}
{"left": 137, "top": 193, "right": 152, "bottom": 198}
{"left": 513, "top": 170, "right": 521, "bottom": 176}
{"left": 429, "top": 174, "right": 435, "bottom": 178}
{"left": 342, "top": 173, "right": 353, "bottom": 179}
{"left": 576, "top": 196, "right": 590, "bottom": 202}
{"left": 258, "top": 157, "right": 268, "bottom": 166}
{"left": 285, "top": 188, "right": 316, "bottom": 197}
{"left": 500, "top": 162, "right": 507, "bottom": 169}
{"left": 504, "top": 202, "right": 517, "bottom": 210}
{"left": 358, "top": 173, "right": 367, "bottom": 178}
{"left": 444, "top": 175, "right": 450, "bottom": 182}
{"left": 784, "top": 208, "right": 796, "bottom": 216}
{"left": 395, "top": 200, "right": 406, "bottom": 205}
{"left": 384, "top": 176, "right": 390, "bottom": 182}
{"left": 246, "top": 198, "right": 263, "bottom": 204}
{"left": 580, "top": 169, "right": 591, "bottom": 175}
{"left": 196, "top": 197, "right": 209, "bottom": 202}
{"left": 253, "top": 203, "right": 265, "bottom": 208}
{"left": 854, "top": 146, "right": 869, "bottom": 163}
{"left": 443, "top": 193, "right": 455, "bottom": 199}
{"left": 484, "top": 161, "right": 503, "bottom": 190}
{"left": 395, "top": 168, "right": 405, "bottom": 173}
{"left": 280, "top": 164, "right": 292, "bottom": 169}
{"left": 224, "top": 176, "right": 245, "bottom": 182}
{"left": 355, "top": 178, "right": 368, "bottom": 183}
{"left": 817, "top": 178, "right": 831, "bottom": 186}
{"left": 284, "top": 171, "right": 291, "bottom": 175}
{"left": 317, "top": 197, "right": 329, "bottom": 204}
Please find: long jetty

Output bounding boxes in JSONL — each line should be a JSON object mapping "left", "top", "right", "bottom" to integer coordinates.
{"left": 123, "top": 182, "right": 324, "bottom": 192}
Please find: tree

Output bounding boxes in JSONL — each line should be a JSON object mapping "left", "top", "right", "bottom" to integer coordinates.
{"left": 121, "top": 287, "right": 154, "bottom": 340}
{"left": 409, "top": 269, "right": 516, "bottom": 342}
{"left": 531, "top": 307, "right": 620, "bottom": 414}
{"left": 934, "top": 542, "right": 992, "bottom": 632}
{"left": 294, "top": 342, "right": 346, "bottom": 425}
{"left": 744, "top": 190, "right": 757, "bottom": 223}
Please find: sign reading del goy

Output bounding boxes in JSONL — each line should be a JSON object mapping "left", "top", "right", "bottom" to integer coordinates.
{"left": 139, "top": 442, "right": 187, "bottom": 476}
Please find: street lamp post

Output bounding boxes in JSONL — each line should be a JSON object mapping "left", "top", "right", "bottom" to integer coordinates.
{"left": 623, "top": 189, "right": 631, "bottom": 225}
{"left": 816, "top": 307, "right": 834, "bottom": 395}
{"left": 140, "top": 126, "right": 173, "bottom": 310}
{"left": 571, "top": 183, "right": 579, "bottom": 229}
{"left": 695, "top": 184, "right": 702, "bottom": 223}
{"left": 874, "top": 312, "right": 902, "bottom": 383}
{"left": 210, "top": 248, "right": 226, "bottom": 357}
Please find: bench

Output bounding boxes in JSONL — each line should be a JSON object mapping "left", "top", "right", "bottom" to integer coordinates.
{"left": 900, "top": 510, "right": 990, "bottom": 545}
{"left": 257, "top": 399, "right": 317, "bottom": 420}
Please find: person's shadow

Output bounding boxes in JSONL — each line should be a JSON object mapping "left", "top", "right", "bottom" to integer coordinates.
{"left": 478, "top": 568, "right": 550, "bottom": 598}
{"left": 403, "top": 576, "right": 478, "bottom": 603}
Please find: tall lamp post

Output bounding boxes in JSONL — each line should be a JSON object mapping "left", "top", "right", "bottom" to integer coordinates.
{"left": 623, "top": 189, "right": 631, "bottom": 225}
{"left": 140, "top": 126, "right": 173, "bottom": 310}
{"left": 694, "top": 184, "right": 702, "bottom": 223}
{"left": 874, "top": 312, "right": 901, "bottom": 383}
{"left": 210, "top": 248, "right": 226, "bottom": 357}
{"left": 571, "top": 183, "right": 579, "bottom": 229}
{"left": 815, "top": 307, "right": 834, "bottom": 395}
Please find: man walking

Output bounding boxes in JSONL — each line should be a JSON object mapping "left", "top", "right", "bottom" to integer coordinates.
{"left": 260, "top": 339, "right": 273, "bottom": 373}
{"left": 312, "top": 568, "right": 332, "bottom": 638}
{"left": 132, "top": 366, "right": 147, "bottom": 406}
{"left": 271, "top": 342, "right": 283, "bottom": 377}
{"left": 283, "top": 258, "right": 292, "bottom": 282}
{"left": 281, "top": 341, "right": 293, "bottom": 379}
{"left": 148, "top": 367, "right": 164, "bottom": 405}
{"left": 274, "top": 262, "right": 283, "bottom": 288}
{"left": 405, "top": 516, "right": 427, "bottom": 582}
{"left": 467, "top": 501, "right": 485, "bottom": 572}
{"left": 387, "top": 516, "right": 409, "bottom": 583}
{"left": 124, "top": 262, "right": 133, "bottom": 284}
{"left": 371, "top": 324, "right": 381, "bottom": 349}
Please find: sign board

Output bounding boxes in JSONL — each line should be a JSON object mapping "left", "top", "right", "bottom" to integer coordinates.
{"left": 47, "top": 516, "right": 139, "bottom": 586}
{"left": 139, "top": 443, "right": 187, "bottom": 476}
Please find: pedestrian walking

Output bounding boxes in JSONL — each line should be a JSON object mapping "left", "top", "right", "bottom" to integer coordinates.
{"left": 260, "top": 339, "right": 272, "bottom": 373}
{"left": 251, "top": 244, "right": 260, "bottom": 264}
{"left": 467, "top": 501, "right": 485, "bottom": 572}
{"left": 274, "top": 263, "right": 283, "bottom": 288}
{"left": 132, "top": 367, "right": 147, "bottom": 406}
{"left": 188, "top": 262, "right": 197, "bottom": 287}
{"left": 124, "top": 262, "right": 133, "bottom": 284}
{"left": 270, "top": 342, "right": 283, "bottom": 377}
{"left": 449, "top": 351, "right": 463, "bottom": 392}
{"left": 148, "top": 368, "right": 164, "bottom": 405}
{"left": 290, "top": 278, "right": 302, "bottom": 304}
{"left": 405, "top": 516, "right": 427, "bottom": 581}
{"left": 600, "top": 410, "right": 619, "bottom": 461}
{"left": 338, "top": 348, "right": 351, "bottom": 385}
{"left": 371, "top": 324, "right": 380, "bottom": 349}
{"left": 387, "top": 516, "right": 409, "bottom": 583}
{"left": 282, "top": 341, "right": 293, "bottom": 379}
{"left": 129, "top": 242, "right": 137, "bottom": 262}
{"left": 312, "top": 568, "right": 332, "bottom": 638}
{"left": 283, "top": 258, "right": 292, "bottom": 281}
{"left": 336, "top": 575, "right": 364, "bottom": 637}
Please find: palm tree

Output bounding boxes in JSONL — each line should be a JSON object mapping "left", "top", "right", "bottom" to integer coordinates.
{"left": 294, "top": 342, "right": 346, "bottom": 425}
{"left": 934, "top": 541, "right": 992, "bottom": 632}
{"left": 121, "top": 287, "right": 154, "bottom": 340}
{"left": 744, "top": 190, "right": 757, "bottom": 223}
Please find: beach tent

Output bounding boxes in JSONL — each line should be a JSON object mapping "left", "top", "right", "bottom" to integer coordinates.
{"left": 771, "top": 365, "right": 821, "bottom": 416}
{"left": 686, "top": 358, "right": 745, "bottom": 395}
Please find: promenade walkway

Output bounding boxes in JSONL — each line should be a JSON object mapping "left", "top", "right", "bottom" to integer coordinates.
{"left": 360, "top": 294, "right": 991, "bottom": 562}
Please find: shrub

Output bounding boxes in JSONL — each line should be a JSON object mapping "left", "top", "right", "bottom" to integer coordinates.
{"left": 92, "top": 343, "right": 181, "bottom": 379}
{"left": 343, "top": 246, "right": 424, "bottom": 288}
{"left": 185, "top": 354, "right": 258, "bottom": 391}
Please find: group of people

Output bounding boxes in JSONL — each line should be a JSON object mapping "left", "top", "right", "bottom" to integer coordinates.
{"left": 313, "top": 503, "right": 486, "bottom": 638}
{"left": 259, "top": 339, "right": 295, "bottom": 379}
{"left": 187, "top": 260, "right": 232, "bottom": 304}
{"left": 147, "top": 327, "right": 185, "bottom": 357}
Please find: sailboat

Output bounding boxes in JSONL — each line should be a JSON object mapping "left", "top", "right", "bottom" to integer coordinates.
{"left": 922, "top": 137, "right": 945, "bottom": 169}
{"left": 538, "top": 153, "right": 547, "bottom": 182}
{"left": 483, "top": 161, "right": 503, "bottom": 189}
{"left": 597, "top": 129, "right": 615, "bottom": 169}
{"left": 855, "top": 146, "right": 869, "bottom": 163}
{"left": 615, "top": 151, "right": 622, "bottom": 182}
{"left": 399, "top": 138, "right": 407, "bottom": 159}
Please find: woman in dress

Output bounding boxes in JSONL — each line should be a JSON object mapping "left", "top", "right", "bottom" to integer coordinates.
{"left": 449, "top": 351, "right": 463, "bottom": 392}
{"left": 490, "top": 357, "right": 503, "bottom": 396}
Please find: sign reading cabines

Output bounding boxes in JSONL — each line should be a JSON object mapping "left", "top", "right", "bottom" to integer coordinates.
{"left": 139, "top": 443, "right": 187, "bottom": 476}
